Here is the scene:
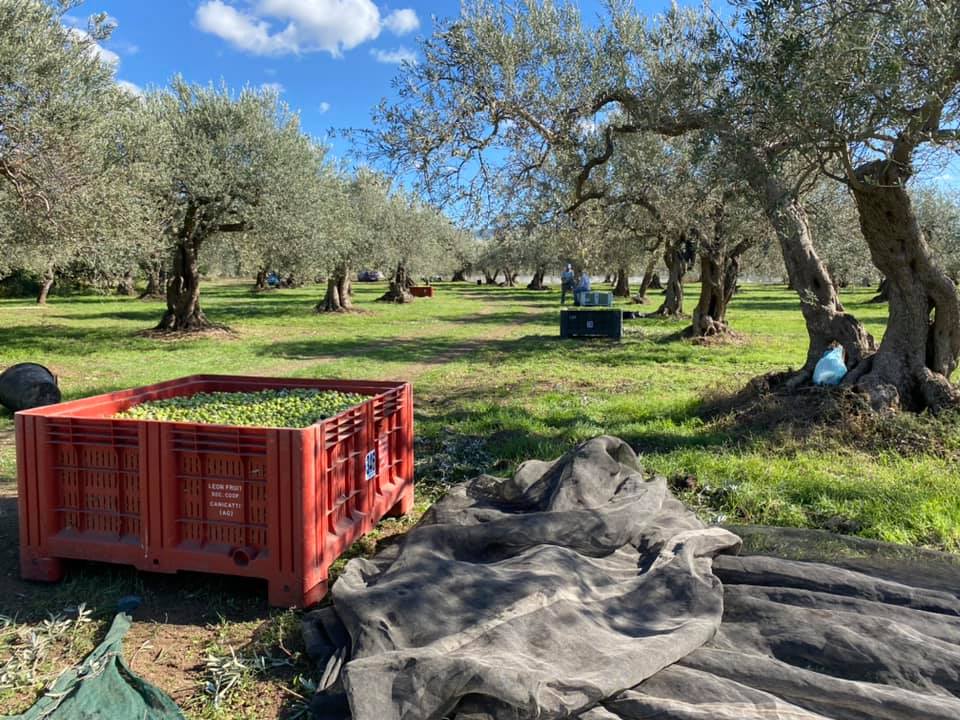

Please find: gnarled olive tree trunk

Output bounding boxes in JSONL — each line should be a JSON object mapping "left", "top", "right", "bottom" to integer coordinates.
{"left": 157, "top": 239, "right": 209, "bottom": 331}
{"left": 652, "top": 231, "right": 695, "bottom": 317}
{"left": 868, "top": 277, "right": 889, "bottom": 304}
{"left": 140, "top": 253, "right": 165, "bottom": 299}
{"left": 526, "top": 266, "right": 547, "bottom": 290}
{"left": 634, "top": 256, "right": 659, "bottom": 304}
{"left": 451, "top": 269, "right": 468, "bottom": 282}
{"left": 378, "top": 262, "right": 414, "bottom": 303}
{"left": 613, "top": 265, "right": 631, "bottom": 297}
{"left": 116, "top": 270, "right": 136, "bottom": 296}
{"left": 317, "top": 267, "right": 353, "bottom": 312}
{"left": 847, "top": 164, "right": 960, "bottom": 411}
{"left": 687, "top": 202, "right": 753, "bottom": 338}
{"left": 36, "top": 270, "right": 54, "bottom": 305}
{"left": 753, "top": 171, "right": 874, "bottom": 378}
{"left": 483, "top": 269, "right": 499, "bottom": 285}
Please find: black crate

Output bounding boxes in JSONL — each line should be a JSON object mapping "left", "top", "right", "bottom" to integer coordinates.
{"left": 560, "top": 309, "right": 623, "bottom": 339}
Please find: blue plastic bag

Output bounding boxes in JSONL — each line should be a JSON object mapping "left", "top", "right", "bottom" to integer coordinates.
{"left": 813, "top": 346, "right": 847, "bottom": 386}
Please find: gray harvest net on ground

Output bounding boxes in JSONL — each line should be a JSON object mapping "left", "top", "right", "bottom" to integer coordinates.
{"left": 304, "top": 436, "right": 960, "bottom": 720}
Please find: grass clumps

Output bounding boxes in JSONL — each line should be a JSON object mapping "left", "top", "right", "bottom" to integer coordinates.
{"left": 117, "top": 389, "right": 366, "bottom": 428}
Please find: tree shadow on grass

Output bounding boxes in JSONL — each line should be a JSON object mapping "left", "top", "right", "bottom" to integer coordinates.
{"left": 53, "top": 308, "right": 164, "bottom": 324}
{"left": 0, "top": 324, "right": 243, "bottom": 359}
{"left": 455, "top": 289, "right": 560, "bottom": 303}
{"left": 0, "top": 324, "right": 140, "bottom": 355}
{"left": 435, "top": 308, "right": 559, "bottom": 326}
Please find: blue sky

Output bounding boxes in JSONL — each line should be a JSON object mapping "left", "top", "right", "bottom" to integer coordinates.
{"left": 71, "top": 1, "right": 680, "bottom": 159}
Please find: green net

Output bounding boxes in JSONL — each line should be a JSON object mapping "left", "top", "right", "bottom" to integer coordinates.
{"left": 7, "top": 613, "right": 184, "bottom": 720}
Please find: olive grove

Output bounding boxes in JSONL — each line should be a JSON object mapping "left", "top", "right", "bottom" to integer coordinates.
{"left": 367, "top": 0, "right": 960, "bottom": 411}
{"left": 0, "top": 0, "right": 461, "bottom": 328}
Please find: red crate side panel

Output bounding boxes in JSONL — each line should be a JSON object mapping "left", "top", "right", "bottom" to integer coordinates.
{"left": 143, "top": 422, "right": 161, "bottom": 555}
{"left": 366, "top": 384, "right": 415, "bottom": 521}
{"left": 38, "top": 419, "right": 142, "bottom": 544}
{"left": 372, "top": 390, "right": 404, "bottom": 498}
{"left": 320, "top": 406, "right": 369, "bottom": 553}
{"left": 266, "top": 431, "right": 283, "bottom": 576}
{"left": 17, "top": 375, "right": 413, "bottom": 606}
{"left": 15, "top": 415, "right": 38, "bottom": 549}
{"left": 276, "top": 430, "right": 293, "bottom": 576}
{"left": 312, "top": 423, "right": 328, "bottom": 572}
{"left": 168, "top": 426, "right": 269, "bottom": 559}
{"left": 298, "top": 430, "right": 317, "bottom": 584}
{"left": 405, "top": 384, "right": 414, "bottom": 482}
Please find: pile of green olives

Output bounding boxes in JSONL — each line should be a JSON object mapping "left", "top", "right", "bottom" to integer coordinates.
{"left": 117, "top": 389, "right": 367, "bottom": 428}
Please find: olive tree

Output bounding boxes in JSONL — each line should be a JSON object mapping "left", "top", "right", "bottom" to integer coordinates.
{"left": 745, "top": 0, "right": 960, "bottom": 410}
{"left": 317, "top": 169, "right": 394, "bottom": 312}
{"left": 133, "top": 80, "right": 326, "bottom": 330}
{"left": 0, "top": 0, "right": 145, "bottom": 303}
{"left": 914, "top": 186, "right": 960, "bottom": 283}
{"left": 368, "top": 187, "right": 452, "bottom": 303}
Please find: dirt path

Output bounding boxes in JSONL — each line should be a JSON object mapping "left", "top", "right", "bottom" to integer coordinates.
{"left": 393, "top": 303, "right": 544, "bottom": 381}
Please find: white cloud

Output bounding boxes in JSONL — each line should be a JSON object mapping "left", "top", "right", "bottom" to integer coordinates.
{"left": 260, "top": 81, "right": 285, "bottom": 94}
{"left": 196, "top": 1, "right": 292, "bottom": 54}
{"left": 66, "top": 27, "right": 120, "bottom": 66}
{"left": 116, "top": 80, "right": 143, "bottom": 96}
{"left": 318, "top": 101, "right": 331, "bottom": 114}
{"left": 195, "top": 0, "right": 419, "bottom": 57}
{"left": 371, "top": 46, "right": 416, "bottom": 64}
{"left": 383, "top": 8, "right": 419, "bottom": 35}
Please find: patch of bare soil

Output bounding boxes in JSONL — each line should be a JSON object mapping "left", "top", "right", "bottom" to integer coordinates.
{"left": 135, "top": 326, "right": 238, "bottom": 342}
{"left": 688, "top": 329, "right": 748, "bottom": 347}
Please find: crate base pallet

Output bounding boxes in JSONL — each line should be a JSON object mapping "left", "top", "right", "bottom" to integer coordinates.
{"left": 560, "top": 309, "right": 623, "bottom": 339}
{"left": 16, "top": 375, "right": 414, "bottom": 607}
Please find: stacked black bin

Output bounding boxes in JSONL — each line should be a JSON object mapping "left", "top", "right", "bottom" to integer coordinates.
{"left": 560, "top": 309, "right": 623, "bottom": 339}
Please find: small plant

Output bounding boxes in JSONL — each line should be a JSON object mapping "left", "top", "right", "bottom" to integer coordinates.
{"left": 203, "top": 647, "right": 293, "bottom": 708}
{"left": 0, "top": 604, "right": 99, "bottom": 695}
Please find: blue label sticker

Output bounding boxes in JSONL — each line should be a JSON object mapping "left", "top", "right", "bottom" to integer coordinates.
{"left": 365, "top": 450, "right": 377, "bottom": 480}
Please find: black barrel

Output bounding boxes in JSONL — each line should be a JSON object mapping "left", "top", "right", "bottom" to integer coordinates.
{"left": 0, "top": 363, "right": 61, "bottom": 412}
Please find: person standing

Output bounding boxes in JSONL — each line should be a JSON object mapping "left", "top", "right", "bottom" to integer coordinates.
{"left": 573, "top": 270, "right": 591, "bottom": 306}
{"left": 560, "top": 264, "right": 575, "bottom": 305}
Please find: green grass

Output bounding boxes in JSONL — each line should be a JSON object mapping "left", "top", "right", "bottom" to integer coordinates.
{"left": 0, "top": 277, "right": 958, "bottom": 717}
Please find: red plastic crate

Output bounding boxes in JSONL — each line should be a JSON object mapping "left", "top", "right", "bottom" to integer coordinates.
{"left": 15, "top": 375, "right": 414, "bottom": 607}
{"left": 410, "top": 286, "right": 435, "bottom": 298}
